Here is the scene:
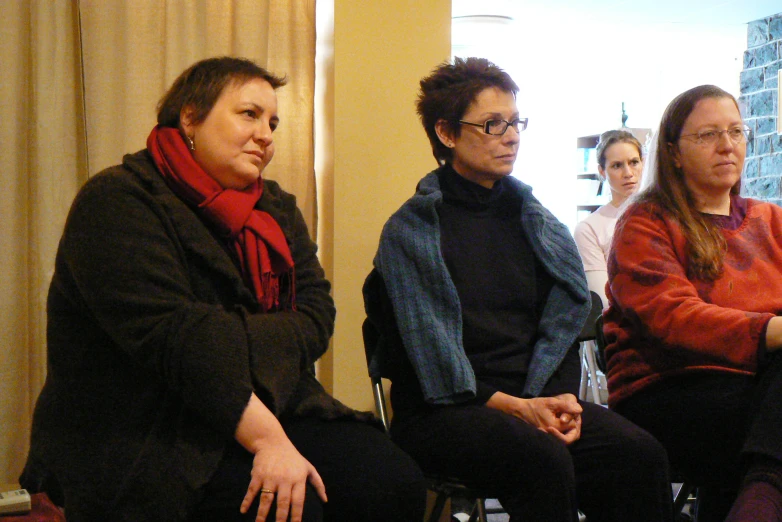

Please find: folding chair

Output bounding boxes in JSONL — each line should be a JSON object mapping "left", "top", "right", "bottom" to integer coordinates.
{"left": 362, "top": 319, "right": 503, "bottom": 522}
{"left": 578, "top": 291, "right": 607, "bottom": 405}
{"left": 594, "top": 315, "right": 698, "bottom": 521}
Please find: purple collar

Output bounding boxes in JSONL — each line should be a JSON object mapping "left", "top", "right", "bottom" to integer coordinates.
{"left": 702, "top": 194, "right": 746, "bottom": 231}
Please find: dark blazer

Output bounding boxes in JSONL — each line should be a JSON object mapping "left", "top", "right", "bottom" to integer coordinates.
{"left": 21, "top": 150, "right": 371, "bottom": 522}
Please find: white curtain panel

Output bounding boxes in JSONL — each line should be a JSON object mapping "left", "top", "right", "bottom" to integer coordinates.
{"left": 0, "top": 0, "right": 315, "bottom": 485}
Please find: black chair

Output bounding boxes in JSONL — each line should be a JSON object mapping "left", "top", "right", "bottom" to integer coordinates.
{"left": 594, "top": 314, "right": 607, "bottom": 374}
{"left": 578, "top": 291, "right": 607, "bottom": 405}
{"left": 362, "top": 319, "right": 504, "bottom": 522}
{"left": 594, "top": 315, "right": 697, "bottom": 521}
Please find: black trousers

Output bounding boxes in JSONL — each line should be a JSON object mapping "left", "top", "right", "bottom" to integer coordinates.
{"left": 614, "top": 352, "right": 782, "bottom": 522}
{"left": 391, "top": 400, "right": 673, "bottom": 522}
{"left": 187, "top": 418, "right": 426, "bottom": 522}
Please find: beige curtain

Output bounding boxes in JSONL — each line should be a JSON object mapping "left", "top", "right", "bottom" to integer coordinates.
{"left": 0, "top": 0, "right": 315, "bottom": 485}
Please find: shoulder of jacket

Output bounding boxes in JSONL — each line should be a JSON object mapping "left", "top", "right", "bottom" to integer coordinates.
{"left": 76, "top": 161, "right": 151, "bottom": 203}
{"left": 261, "top": 178, "right": 298, "bottom": 208}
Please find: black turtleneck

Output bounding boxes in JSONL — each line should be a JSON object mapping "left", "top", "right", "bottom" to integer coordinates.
{"left": 437, "top": 165, "right": 554, "bottom": 402}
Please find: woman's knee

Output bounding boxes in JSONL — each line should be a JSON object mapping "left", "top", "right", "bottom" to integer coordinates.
{"left": 345, "top": 471, "right": 427, "bottom": 522}
{"left": 295, "top": 420, "right": 427, "bottom": 521}
{"left": 399, "top": 407, "right": 577, "bottom": 490}
{"left": 491, "top": 428, "right": 577, "bottom": 492}
{"left": 599, "top": 422, "right": 670, "bottom": 480}
{"left": 353, "top": 444, "right": 427, "bottom": 521}
{"left": 617, "top": 428, "right": 668, "bottom": 469}
{"left": 583, "top": 405, "right": 669, "bottom": 474}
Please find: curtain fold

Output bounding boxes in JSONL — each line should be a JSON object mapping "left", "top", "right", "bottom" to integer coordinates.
{"left": 0, "top": 0, "right": 86, "bottom": 487}
{"left": 0, "top": 0, "right": 315, "bottom": 485}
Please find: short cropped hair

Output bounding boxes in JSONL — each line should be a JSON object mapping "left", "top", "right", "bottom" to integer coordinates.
{"left": 156, "top": 56, "right": 287, "bottom": 128}
{"left": 416, "top": 57, "right": 519, "bottom": 165}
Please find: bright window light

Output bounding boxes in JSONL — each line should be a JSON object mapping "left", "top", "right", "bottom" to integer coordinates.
{"left": 452, "top": 6, "right": 746, "bottom": 230}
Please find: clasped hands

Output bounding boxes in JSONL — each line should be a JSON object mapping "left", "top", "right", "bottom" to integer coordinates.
{"left": 488, "top": 392, "right": 583, "bottom": 444}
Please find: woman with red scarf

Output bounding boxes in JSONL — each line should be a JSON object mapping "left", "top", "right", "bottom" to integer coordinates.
{"left": 20, "top": 57, "right": 425, "bottom": 522}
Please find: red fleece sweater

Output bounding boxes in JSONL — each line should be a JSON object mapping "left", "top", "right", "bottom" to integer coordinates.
{"left": 605, "top": 197, "right": 782, "bottom": 408}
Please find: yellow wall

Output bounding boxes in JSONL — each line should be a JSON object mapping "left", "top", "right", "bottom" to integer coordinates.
{"left": 318, "top": 1, "right": 451, "bottom": 411}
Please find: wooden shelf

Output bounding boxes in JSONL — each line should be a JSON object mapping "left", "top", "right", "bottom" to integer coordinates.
{"left": 577, "top": 135, "right": 599, "bottom": 149}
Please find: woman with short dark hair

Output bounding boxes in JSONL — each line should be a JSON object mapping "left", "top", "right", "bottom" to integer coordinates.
{"left": 364, "top": 56, "right": 672, "bottom": 522}
{"left": 20, "top": 56, "right": 426, "bottom": 522}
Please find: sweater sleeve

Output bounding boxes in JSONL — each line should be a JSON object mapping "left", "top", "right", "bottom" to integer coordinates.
{"left": 607, "top": 204, "right": 772, "bottom": 371}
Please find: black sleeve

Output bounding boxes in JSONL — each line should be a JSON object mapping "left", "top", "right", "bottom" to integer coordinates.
{"left": 244, "top": 188, "right": 336, "bottom": 414}
{"left": 56, "top": 173, "right": 253, "bottom": 438}
{"left": 540, "top": 343, "right": 582, "bottom": 397}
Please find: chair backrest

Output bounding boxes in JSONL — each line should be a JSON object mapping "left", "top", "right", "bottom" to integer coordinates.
{"left": 594, "top": 314, "right": 607, "bottom": 373}
{"left": 362, "top": 318, "right": 391, "bottom": 432}
{"left": 576, "top": 291, "right": 604, "bottom": 343}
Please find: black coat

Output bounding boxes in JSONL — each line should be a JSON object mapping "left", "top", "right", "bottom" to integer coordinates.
{"left": 22, "top": 150, "right": 371, "bottom": 521}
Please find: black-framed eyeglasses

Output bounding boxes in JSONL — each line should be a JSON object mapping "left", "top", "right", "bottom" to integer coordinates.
{"left": 679, "top": 125, "right": 751, "bottom": 146}
{"left": 458, "top": 117, "right": 529, "bottom": 136}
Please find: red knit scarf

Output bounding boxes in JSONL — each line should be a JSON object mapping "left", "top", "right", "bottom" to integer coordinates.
{"left": 147, "top": 125, "right": 294, "bottom": 312}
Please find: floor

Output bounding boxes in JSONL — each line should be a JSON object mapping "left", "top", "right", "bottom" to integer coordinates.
{"left": 453, "top": 486, "right": 696, "bottom": 521}
{"left": 485, "top": 499, "right": 508, "bottom": 521}
{"left": 449, "top": 499, "right": 507, "bottom": 522}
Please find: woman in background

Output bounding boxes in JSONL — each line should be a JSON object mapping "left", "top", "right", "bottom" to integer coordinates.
{"left": 605, "top": 84, "right": 782, "bottom": 522}
{"left": 20, "top": 56, "right": 425, "bottom": 522}
{"left": 573, "top": 129, "right": 643, "bottom": 305}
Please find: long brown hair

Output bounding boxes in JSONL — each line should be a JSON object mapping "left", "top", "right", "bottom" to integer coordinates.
{"left": 634, "top": 85, "right": 742, "bottom": 280}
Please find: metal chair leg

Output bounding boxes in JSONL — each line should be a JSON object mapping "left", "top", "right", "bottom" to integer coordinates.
{"left": 673, "top": 483, "right": 696, "bottom": 519}
{"left": 578, "top": 344, "right": 589, "bottom": 401}
{"left": 584, "top": 341, "right": 603, "bottom": 405}
{"left": 428, "top": 492, "right": 448, "bottom": 522}
{"left": 468, "top": 498, "right": 487, "bottom": 522}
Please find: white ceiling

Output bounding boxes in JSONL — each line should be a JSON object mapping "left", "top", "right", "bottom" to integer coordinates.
{"left": 453, "top": 0, "right": 782, "bottom": 27}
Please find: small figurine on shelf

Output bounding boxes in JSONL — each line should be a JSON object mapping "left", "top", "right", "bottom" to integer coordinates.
{"left": 621, "top": 102, "right": 628, "bottom": 128}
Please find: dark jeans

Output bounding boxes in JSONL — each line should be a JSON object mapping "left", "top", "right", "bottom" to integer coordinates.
{"left": 188, "top": 418, "right": 426, "bottom": 522}
{"left": 391, "top": 400, "right": 672, "bottom": 522}
{"left": 614, "top": 352, "right": 782, "bottom": 522}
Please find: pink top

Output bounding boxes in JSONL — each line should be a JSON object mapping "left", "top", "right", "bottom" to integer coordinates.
{"left": 574, "top": 204, "right": 620, "bottom": 272}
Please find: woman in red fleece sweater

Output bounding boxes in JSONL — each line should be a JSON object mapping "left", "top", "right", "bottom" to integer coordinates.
{"left": 605, "top": 84, "right": 782, "bottom": 522}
